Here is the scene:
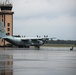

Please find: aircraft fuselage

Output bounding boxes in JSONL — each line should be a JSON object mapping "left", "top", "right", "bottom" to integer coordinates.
{"left": 3, "top": 36, "right": 44, "bottom": 48}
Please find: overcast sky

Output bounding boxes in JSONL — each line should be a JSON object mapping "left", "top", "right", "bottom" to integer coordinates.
{"left": 6, "top": 0, "right": 76, "bottom": 40}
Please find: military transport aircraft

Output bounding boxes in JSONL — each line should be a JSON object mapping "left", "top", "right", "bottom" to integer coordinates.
{"left": 0, "top": 22, "right": 48, "bottom": 48}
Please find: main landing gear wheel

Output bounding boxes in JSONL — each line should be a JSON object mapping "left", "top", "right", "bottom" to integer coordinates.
{"left": 35, "top": 46, "right": 40, "bottom": 49}
{"left": 25, "top": 46, "right": 30, "bottom": 48}
{"left": 18, "top": 46, "right": 30, "bottom": 48}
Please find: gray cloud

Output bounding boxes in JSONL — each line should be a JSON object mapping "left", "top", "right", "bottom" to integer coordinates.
{"left": 12, "top": 0, "right": 76, "bottom": 40}
{"left": 13, "top": 0, "right": 76, "bottom": 20}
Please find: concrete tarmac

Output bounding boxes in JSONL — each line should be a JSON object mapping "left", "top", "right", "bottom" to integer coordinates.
{"left": 0, "top": 47, "right": 76, "bottom": 75}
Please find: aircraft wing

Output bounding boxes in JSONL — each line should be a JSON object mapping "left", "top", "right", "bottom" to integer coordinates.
{"left": 21, "top": 37, "right": 43, "bottom": 40}
{"left": 21, "top": 37, "right": 45, "bottom": 46}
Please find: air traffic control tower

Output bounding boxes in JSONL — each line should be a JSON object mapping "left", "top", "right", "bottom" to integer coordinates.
{"left": 0, "top": 0, "right": 14, "bottom": 46}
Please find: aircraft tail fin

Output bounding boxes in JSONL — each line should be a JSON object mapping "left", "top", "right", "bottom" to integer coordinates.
{"left": 0, "top": 22, "right": 6, "bottom": 38}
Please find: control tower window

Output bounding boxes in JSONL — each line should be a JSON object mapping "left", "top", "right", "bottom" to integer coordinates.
{"left": 2, "top": 19, "right": 3, "bottom": 22}
{"left": 7, "top": 23, "right": 10, "bottom": 27}
{"left": 6, "top": 33, "right": 10, "bottom": 35}
{"left": 2, "top": 15, "right": 3, "bottom": 18}
{"left": 7, "top": 28, "right": 10, "bottom": 31}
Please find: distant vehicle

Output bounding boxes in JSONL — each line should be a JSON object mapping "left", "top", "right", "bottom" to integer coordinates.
{"left": 0, "top": 22, "right": 48, "bottom": 48}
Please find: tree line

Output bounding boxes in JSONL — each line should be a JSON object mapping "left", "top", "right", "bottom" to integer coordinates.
{"left": 46, "top": 39, "right": 76, "bottom": 44}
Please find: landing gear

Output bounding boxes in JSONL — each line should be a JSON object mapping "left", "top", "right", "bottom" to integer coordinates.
{"left": 25, "top": 46, "right": 30, "bottom": 48}
{"left": 18, "top": 46, "right": 22, "bottom": 48}
{"left": 18, "top": 46, "right": 30, "bottom": 48}
{"left": 35, "top": 46, "right": 40, "bottom": 49}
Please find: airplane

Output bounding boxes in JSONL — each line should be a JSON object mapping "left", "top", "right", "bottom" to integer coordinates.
{"left": 0, "top": 22, "right": 49, "bottom": 48}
